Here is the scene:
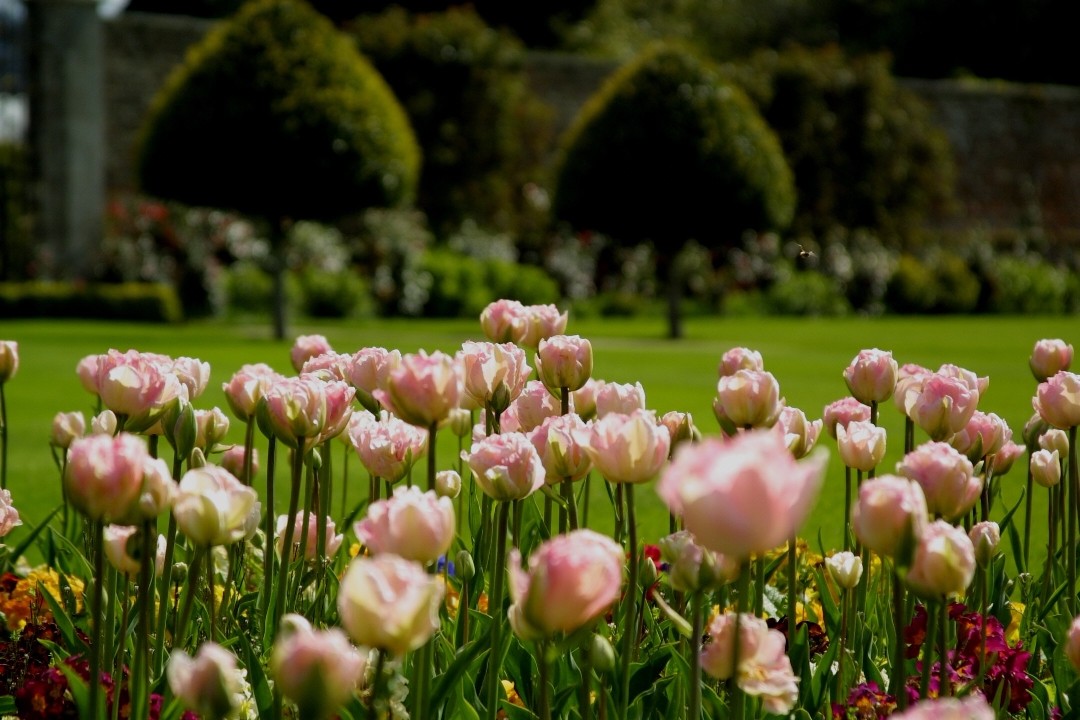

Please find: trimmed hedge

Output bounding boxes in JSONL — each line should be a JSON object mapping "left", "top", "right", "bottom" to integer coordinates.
{"left": 0, "top": 282, "right": 183, "bottom": 322}
{"left": 553, "top": 42, "right": 795, "bottom": 250}
{"left": 137, "top": 0, "right": 419, "bottom": 222}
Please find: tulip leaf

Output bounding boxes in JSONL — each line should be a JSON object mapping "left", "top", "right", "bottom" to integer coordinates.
{"left": 0, "top": 697, "right": 15, "bottom": 715}
{"left": 37, "top": 581, "right": 86, "bottom": 655}
{"left": 813, "top": 568, "right": 841, "bottom": 638}
{"left": 57, "top": 661, "right": 90, "bottom": 718}
{"left": 7, "top": 504, "right": 62, "bottom": 563}
{"left": 628, "top": 647, "right": 672, "bottom": 705}
{"left": 428, "top": 632, "right": 490, "bottom": 717}
{"left": 237, "top": 625, "right": 273, "bottom": 715}
{"left": 499, "top": 702, "right": 538, "bottom": 719}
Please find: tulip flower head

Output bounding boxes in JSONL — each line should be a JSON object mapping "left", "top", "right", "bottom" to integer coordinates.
{"left": 657, "top": 430, "right": 825, "bottom": 559}
{"left": 347, "top": 412, "right": 427, "bottom": 483}
{"left": 843, "top": 348, "right": 898, "bottom": 404}
{"left": 822, "top": 397, "right": 872, "bottom": 440}
{"left": 1034, "top": 371, "right": 1080, "bottom": 429}
{"left": 700, "top": 613, "right": 799, "bottom": 715}
{"left": 271, "top": 614, "right": 367, "bottom": 719}
{"left": 459, "top": 341, "right": 530, "bottom": 412}
{"left": 463, "top": 431, "right": 546, "bottom": 501}
{"left": 836, "top": 420, "right": 887, "bottom": 472}
{"left": 50, "top": 411, "right": 86, "bottom": 449}
{"left": 480, "top": 298, "right": 528, "bottom": 343}
{"left": 290, "top": 334, "right": 333, "bottom": 373}
{"left": 713, "top": 369, "right": 784, "bottom": 433}
{"left": 892, "top": 695, "right": 994, "bottom": 720}
{"left": 167, "top": 642, "right": 247, "bottom": 720}
{"left": 581, "top": 409, "right": 670, "bottom": 485}
{"left": 718, "top": 346, "right": 764, "bottom": 377}
{"left": 897, "top": 442, "right": 979, "bottom": 522}
{"left": 527, "top": 413, "right": 593, "bottom": 483}
{"left": 595, "top": 381, "right": 646, "bottom": 418}
{"left": 905, "top": 519, "right": 976, "bottom": 599}
{"left": 778, "top": 406, "right": 822, "bottom": 459}
{"left": 0, "top": 488, "right": 21, "bottom": 538}
{"left": 535, "top": 334, "right": 593, "bottom": 393}
{"left": 354, "top": 486, "right": 454, "bottom": 565}
{"left": 173, "top": 465, "right": 259, "bottom": 547}
{"left": 0, "top": 341, "right": 18, "bottom": 382}
{"left": 63, "top": 433, "right": 149, "bottom": 522}
{"left": 346, "top": 347, "right": 401, "bottom": 414}
{"left": 276, "top": 511, "right": 343, "bottom": 562}
{"left": 375, "top": 350, "right": 460, "bottom": 428}
{"left": 852, "top": 474, "right": 928, "bottom": 564}
{"left": 507, "top": 529, "right": 623, "bottom": 640}
{"left": 1031, "top": 448, "right": 1061, "bottom": 488}
{"left": 1030, "top": 338, "right": 1074, "bottom": 383}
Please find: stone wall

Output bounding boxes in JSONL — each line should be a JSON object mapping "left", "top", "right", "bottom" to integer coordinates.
{"left": 103, "top": 12, "right": 1080, "bottom": 240}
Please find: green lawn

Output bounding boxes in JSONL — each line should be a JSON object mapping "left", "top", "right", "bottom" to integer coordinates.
{"left": 0, "top": 315, "right": 1071, "bottom": 565}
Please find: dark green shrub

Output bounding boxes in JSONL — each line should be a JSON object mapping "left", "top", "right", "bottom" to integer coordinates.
{"left": 416, "top": 249, "right": 560, "bottom": 317}
{"left": 885, "top": 251, "right": 979, "bottom": 314}
{"left": 0, "top": 143, "right": 33, "bottom": 281}
{"left": 298, "top": 268, "right": 371, "bottom": 318}
{"left": 0, "top": 282, "right": 182, "bottom": 322}
{"left": 555, "top": 42, "right": 794, "bottom": 247}
{"left": 223, "top": 261, "right": 276, "bottom": 314}
{"left": 137, "top": 0, "right": 419, "bottom": 223}
{"left": 484, "top": 259, "right": 561, "bottom": 307}
{"left": 765, "top": 270, "right": 850, "bottom": 316}
{"left": 720, "top": 45, "right": 954, "bottom": 246}
{"left": 885, "top": 254, "right": 938, "bottom": 314}
{"left": 986, "top": 257, "right": 1069, "bottom": 314}
{"left": 349, "top": 7, "right": 553, "bottom": 234}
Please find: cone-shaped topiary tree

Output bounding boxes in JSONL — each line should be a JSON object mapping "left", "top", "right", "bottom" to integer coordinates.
{"left": 137, "top": 0, "right": 420, "bottom": 339}
{"left": 553, "top": 42, "right": 795, "bottom": 338}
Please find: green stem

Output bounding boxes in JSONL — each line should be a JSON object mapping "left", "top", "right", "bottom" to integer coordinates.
{"left": 1070, "top": 426, "right": 1079, "bottom": 615}
{"left": 731, "top": 563, "right": 750, "bottom": 720}
{"left": 261, "top": 436, "right": 277, "bottom": 624}
{"left": 892, "top": 570, "right": 907, "bottom": 709}
{"left": 1024, "top": 462, "right": 1034, "bottom": 570}
{"left": 113, "top": 574, "right": 129, "bottom": 720}
{"left": 242, "top": 419, "right": 255, "bottom": 485}
{"left": 753, "top": 555, "right": 765, "bottom": 619}
{"left": 868, "top": 401, "right": 878, "bottom": 479}
{"left": 154, "top": 512, "right": 178, "bottom": 677}
{"left": 561, "top": 478, "right": 578, "bottom": 532}
{"left": 919, "top": 601, "right": 938, "bottom": 700}
{"left": 207, "top": 549, "right": 216, "bottom": 641}
{"left": 133, "top": 522, "right": 154, "bottom": 720}
{"left": 786, "top": 535, "right": 797, "bottom": 649}
{"left": 538, "top": 640, "right": 552, "bottom": 720}
{"left": 341, "top": 444, "right": 349, "bottom": 520}
{"left": 428, "top": 422, "right": 438, "bottom": 492}
{"left": 976, "top": 565, "right": 989, "bottom": 693}
{"left": 578, "top": 645, "right": 592, "bottom": 720}
{"left": 619, "top": 483, "right": 639, "bottom": 716}
{"left": 843, "top": 466, "right": 852, "bottom": 553}
{"left": 582, "top": 474, "right": 591, "bottom": 529}
{"left": 273, "top": 444, "right": 305, "bottom": 640}
{"left": 88, "top": 521, "right": 105, "bottom": 719}
{"left": 369, "top": 649, "right": 387, "bottom": 720}
{"left": 0, "top": 382, "right": 8, "bottom": 490}
{"left": 174, "top": 546, "right": 205, "bottom": 651}
{"left": 837, "top": 590, "right": 849, "bottom": 704}
{"left": 688, "top": 591, "right": 704, "bottom": 720}
{"left": 485, "top": 501, "right": 510, "bottom": 720}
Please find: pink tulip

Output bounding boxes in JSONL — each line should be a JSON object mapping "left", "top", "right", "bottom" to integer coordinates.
{"left": 990, "top": 440, "right": 1024, "bottom": 476}
{"left": 822, "top": 397, "right": 872, "bottom": 439}
{"left": 318, "top": 377, "right": 356, "bottom": 443}
{"left": 836, "top": 420, "right": 887, "bottom": 472}
{"left": 527, "top": 414, "right": 593, "bottom": 483}
{"left": 517, "top": 303, "right": 568, "bottom": 348}
{"left": 172, "top": 356, "right": 211, "bottom": 401}
{"left": 506, "top": 380, "right": 563, "bottom": 432}
{"left": 91, "top": 410, "right": 117, "bottom": 436}
{"left": 271, "top": 614, "right": 367, "bottom": 717}
{"left": 700, "top": 613, "right": 799, "bottom": 715}
{"left": 595, "top": 381, "right": 646, "bottom": 418}
{"left": 258, "top": 375, "right": 328, "bottom": 448}
{"left": 173, "top": 465, "right": 259, "bottom": 547}
{"left": 463, "top": 431, "right": 546, "bottom": 501}
{"left": 338, "top": 554, "right": 444, "bottom": 656}
{"left": 659, "top": 411, "right": 701, "bottom": 449}
{"left": 276, "top": 511, "right": 343, "bottom": 561}
{"left": 893, "top": 363, "right": 932, "bottom": 416}
{"left": 167, "top": 642, "right": 246, "bottom": 720}
{"left": 0, "top": 341, "right": 18, "bottom": 382}
{"left": 220, "top": 445, "right": 259, "bottom": 483}
{"left": 535, "top": 335, "right": 593, "bottom": 393}
{"left": 904, "top": 373, "right": 978, "bottom": 441}
{"left": 76, "top": 354, "right": 100, "bottom": 394}
{"left": 507, "top": 529, "right": 623, "bottom": 639}
{"left": 950, "top": 410, "right": 1009, "bottom": 461}
{"left": 1040, "top": 428, "right": 1069, "bottom": 455}
{"left": 657, "top": 431, "right": 825, "bottom": 558}
{"left": 843, "top": 348, "right": 898, "bottom": 404}
{"left": 718, "top": 347, "right": 764, "bottom": 377}
{"left": 0, "top": 488, "right": 21, "bottom": 537}
{"left": 290, "top": 334, "right": 333, "bottom": 373}
{"left": 127, "top": 456, "right": 177, "bottom": 521}
{"left": 375, "top": 350, "right": 460, "bottom": 428}
{"left": 301, "top": 351, "right": 351, "bottom": 381}
{"left": 64, "top": 433, "right": 148, "bottom": 522}
{"left": 892, "top": 695, "right": 994, "bottom": 720}
{"left": 937, "top": 363, "right": 988, "bottom": 397}
{"left": 459, "top": 341, "right": 530, "bottom": 411}
{"left": 222, "top": 363, "right": 282, "bottom": 422}
{"left": 897, "top": 442, "right": 979, "bottom": 521}
{"left": 1030, "top": 338, "right": 1074, "bottom": 383}
{"left": 778, "top": 406, "right": 822, "bottom": 459}
{"left": 94, "top": 349, "right": 169, "bottom": 423}
{"left": 571, "top": 378, "right": 602, "bottom": 421}
{"left": 1066, "top": 615, "right": 1080, "bottom": 674}
{"left": 104, "top": 525, "right": 166, "bottom": 575}
{"left": 905, "top": 519, "right": 976, "bottom": 598}
{"left": 50, "top": 411, "right": 86, "bottom": 449}
{"left": 1034, "top": 371, "right": 1080, "bottom": 429}
{"left": 1031, "top": 449, "right": 1061, "bottom": 488}
{"left": 969, "top": 520, "right": 1000, "bottom": 568}
{"left": 346, "top": 347, "right": 401, "bottom": 413}
{"left": 658, "top": 530, "right": 738, "bottom": 593}
{"left": 852, "top": 475, "right": 928, "bottom": 562}
{"left": 195, "top": 407, "right": 231, "bottom": 452}
{"left": 347, "top": 412, "right": 427, "bottom": 482}
{"left": 480, "top": 298, "right": 528, "bottom": 343}
{"left": 354, "top": 486, "right": 454, "bottom": 564}
{"left": 435, "top": 469, "right": 462, "bottom": 498}
{"left": 713, "top": 369, "right": 784, "bottom": 432}
{"left": 581, "top": 409, "right": 670, "bottom": 484}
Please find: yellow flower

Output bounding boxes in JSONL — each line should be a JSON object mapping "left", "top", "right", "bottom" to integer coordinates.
{"left": 1006, "top": 601, "right": 1025, "bottom": 645}
{"left": 0, "top": 567, "right": 85, "bottom": 632}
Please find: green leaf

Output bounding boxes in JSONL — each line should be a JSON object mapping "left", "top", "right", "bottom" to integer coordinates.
{"left": 0, "top": 696, "right": 16, "bottom": 715}
{"left": 7, "top": 505, "right": 63, "bottom": 562}
{"left": 429, "top": 633, "right": 491, "bottom": 716}
{"left": 238, "top": 626, "right": 274, "bottom": 715}
{"left": 38, "top": 580, "right": 87, "bottom": 654}
{"left": 628, "top": 646, "right": 672, "bottom": 705}
{"left": 57, "top": 661, "right": 91, "bottom": 718}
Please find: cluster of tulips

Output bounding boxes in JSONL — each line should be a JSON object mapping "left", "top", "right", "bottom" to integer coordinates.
{"left": 1, "top": 311, "right": 1080, "bottom": 720}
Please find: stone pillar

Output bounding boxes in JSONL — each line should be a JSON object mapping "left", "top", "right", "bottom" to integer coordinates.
{"left": 28, "top": 0, "right": 104, "bottom": 280}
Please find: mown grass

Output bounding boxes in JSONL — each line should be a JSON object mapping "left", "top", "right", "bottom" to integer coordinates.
{"left": 0, "top": 315, "right": 1071, "bottom": 566}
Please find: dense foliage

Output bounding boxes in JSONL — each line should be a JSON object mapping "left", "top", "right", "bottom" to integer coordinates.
{"left": 348, "top": 7, "right": 553, "bottom": 235}
{"left": 136, "top": 0, "right": 419, "bottom": 223}
{"left": 720, "top": 45, "right": 955, "bottom": 245}
{"left": 553, "top": 43, "right": 794, "bottom": 252}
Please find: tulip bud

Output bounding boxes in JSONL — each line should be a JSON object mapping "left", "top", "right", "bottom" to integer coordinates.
{"left": 435, "top": 470, "right": 461, "bottom": 499}
{"left": 1031, "top": 449, "right": 1061, "bottom": 488}
{"left": 536, "top": 335, "right": 593, "bottom": 394}
{"left": 92, "top": 410, "right": 118, "bottom": 436}
{"left": 969, "top": 521, "right": 1000, "bottom": 569}
{"left": 0, "top": 341, "right": 18, "bottom": 382}
{"left": 442, "top": 408, "right": 473, "bottom": 438}
{"left": 1023, "top": 412, "right": 1051, "bottom": 448}
{"left": 167, "top": 643, "right": 246, "bottom": 720}
{"left": 50, "top": 411, "right": 86, "bottom": 449}
{"left": 1034, "top": 371, "right": 1080, "bottom": 429}
{"left": 826, "top": 551, "right": 863, "bottom": 591}
{"left": 718, "top": 347, "right": 763, "bottom": 377}
{"left": 1030, "top": 338, "right": 1073, "bottom": 383}
{"left": 905, "top": 519, "right": 976, "bottom": 599}
{"left": 456, "top": 549, "right": 476, "bottom": 581}
{"left": 843, "top": 348, "right": 898, "bottom": 404}
{"left": 0, "top": 488, "right": 23, "bottom": 538}
{"left": 1040, "top": 429, "right": 1070, "bottom": 456}
{"left": 189, "top": 447, "right": 207, "bottom": 468}
{"left": 588, "top": 634, "right": 617, "bottom": 673}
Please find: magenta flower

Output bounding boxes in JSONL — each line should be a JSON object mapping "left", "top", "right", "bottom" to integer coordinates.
{"left": 507, "top": 529, "right": 623, "bottom": 639}
{"left": 657, "top": 430, "right": 825, "bottom": 559}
